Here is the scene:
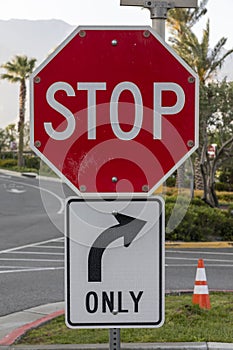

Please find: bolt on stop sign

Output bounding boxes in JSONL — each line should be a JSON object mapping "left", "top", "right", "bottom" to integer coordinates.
{"left": 30, "top": 26, "right": 199, "bottom": 196}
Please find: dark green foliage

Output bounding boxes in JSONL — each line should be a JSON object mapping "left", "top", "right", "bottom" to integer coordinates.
{"left": 165, "top": 199, "right": 233, "bottom": 241}
{"left": 215, "top": 182, "right": 233, "bottom": 192}
{"left": 0, "top": 158, "right": 17, "bottom": 167}
{"left": 166, "top": 175, "right": 176, "bottom": 187}
{"left": 24, "top": 155, "right": 40, "bottom": 170}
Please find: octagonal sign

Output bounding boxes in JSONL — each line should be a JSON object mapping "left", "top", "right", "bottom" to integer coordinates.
{"left": 30, "top": 26, "right": 199, "bottom": 196}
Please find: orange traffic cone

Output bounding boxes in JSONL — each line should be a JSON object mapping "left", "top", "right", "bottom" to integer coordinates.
{"left": 192, "top": 259, "right": 211, "bottom": 309}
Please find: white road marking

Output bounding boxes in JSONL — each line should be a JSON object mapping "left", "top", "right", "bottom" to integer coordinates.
{"left": 0, "top": 267, "right": 64, "bottom": 274}
{"left": 6, "top": 188, "right": 26, "bottom": 194}
{"left": 0, "top": 258, "right": 64, "bottom": 262}
{"left": 0, "top": 265, "right": 47, "bottom": 269}
{"left": 33, "top": 245, "right": 64, "bottom": 249}
{"left": 0, "top": 237, "right": 64, "bottom": 255}
{"left": 1, "top": 178, "right": 65, "bottom": 214}
{"left": 0, "top": 238, "right": 65, "bottom": 273}
{"left": 7, "top": 251, "right": 64, "bottom": 255}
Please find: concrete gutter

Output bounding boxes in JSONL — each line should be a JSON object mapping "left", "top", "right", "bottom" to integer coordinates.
{"left": 165, "top": 241, "right": 233, "bottom": 249}
{"left": 1, "top": 342, "right": 233, "bottom": 349}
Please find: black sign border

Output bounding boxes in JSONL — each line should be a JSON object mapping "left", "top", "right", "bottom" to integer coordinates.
{"left": 66, "top": 197, "right": 164, "bottom": 328}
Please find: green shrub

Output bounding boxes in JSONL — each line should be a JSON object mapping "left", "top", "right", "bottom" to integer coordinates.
{"left": 165, "top": 201, "right": 233, "bottom": 241}
{"left": 24, "top": 155, "right": 40, "bottom": 170}
{"left": 217, "top": 191, "right": 233, "bottom": 203}
{"left": 190, "top": 197, "right": 207, "bottom": 206}
{"left": 215, "top": 182, "right": 233, "bottom": 192}
{"left": 0, "top": 158, "right": 17, "bottom": 168}
{"left": 0, "top": 152, "right": 16, "bottom": 159}
{"left": 165, "top": 176, "right": 176, "bottom": 187}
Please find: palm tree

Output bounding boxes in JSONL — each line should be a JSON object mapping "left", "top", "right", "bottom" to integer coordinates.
{"left": 167, "top": 5, "right": 233, "bottom": 206}
{"left": 1, "top": 55, "right": 36, "bottom": 167}
{"left": 168, "top": 0, "right": 208, "bottom": 33}
{"left": 169, "top": 18, "right": 233, "bottom": 84}
{"left": 167, "top": 1, "right": 208, "bottom": 190}
{"left": 0, "top": 128, "right": 7, "bottom": 156}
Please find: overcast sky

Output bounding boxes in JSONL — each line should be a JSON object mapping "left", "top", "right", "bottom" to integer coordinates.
{"left": 1, "top": 0, "right": 233, "bottom": 49}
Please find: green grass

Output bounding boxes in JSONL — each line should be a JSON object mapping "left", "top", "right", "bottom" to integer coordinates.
{"left": 17, "top": 293, "right": 233, "bottom": 345}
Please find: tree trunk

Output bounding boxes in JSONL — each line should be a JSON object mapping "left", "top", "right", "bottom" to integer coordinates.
{"left": 201, "top": 158, "right": 219, "bottom": 207}
{"left": 194, "top": 156, "right": 203, "bottom": 190}
{"left": 176, "top": 163, "right": 186, "bottom": 189}
{"left": 17, "top": 80, "right": 26, "bottom": 167}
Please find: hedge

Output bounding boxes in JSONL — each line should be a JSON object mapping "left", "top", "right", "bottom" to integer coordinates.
{"left": 0, "top": 158, "right": 17, "bottom": 167}
{"left": 0, "top": 156, "right": 40, "bottom": 170}
{"left": 165, "top": 200, "right": 233, "bottom": 241}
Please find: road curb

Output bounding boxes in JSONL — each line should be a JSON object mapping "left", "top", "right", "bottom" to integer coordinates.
{"left": 1, "top": 342, "right": 233, "bottom": 349}
{"left": 0, "top": 310, "right": 64, "bottom": 346}
{"left": 165, "top": 241, "right": 233, "bottom": 248}
{"left": 1, "top": 343, "right": 208, "bottom": 349}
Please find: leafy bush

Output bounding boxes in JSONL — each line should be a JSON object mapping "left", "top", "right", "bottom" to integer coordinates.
{"left": 165, "top": 175, "right": 176, "bottom": 187}
{"left": 165, "top": 199, "right": 233, "bottom": 241}
{"left": 190, "top": 197, "right": 207, "bottom": 206}
{"left": 0, "top": 152, "right": 16, "bottom": 159}
{"left": 217, "top": 191, "right": 233, "bottom": 203}
{"left": 0, "top": 158, "right": 17, "bottom": 168}
{"left": 24, "top": 155, "right": 40, "bottom": 170}
{"left": 215, "top": 182, "right": 233, "bottom": 192}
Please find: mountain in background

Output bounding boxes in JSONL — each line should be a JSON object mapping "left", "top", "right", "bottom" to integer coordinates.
{"left": 0, "top": 19, "right": 233, "bottom": 128}
{"left": 0, "top": 19, "right": 75, "bottom": 127}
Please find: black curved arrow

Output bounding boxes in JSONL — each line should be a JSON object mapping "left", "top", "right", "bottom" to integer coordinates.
{"left": 88, "top": 213, "right": 146, "bottom": 282}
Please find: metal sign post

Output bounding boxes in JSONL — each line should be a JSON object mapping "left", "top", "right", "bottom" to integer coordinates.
{"left": 120, "top": 0, "right": 198, "bottom": 39}
{"left": 109, "top": 329, "right": 121, "bottom": 350}
{"left": 111, "top": 1, "right": 198, "bottom": 349}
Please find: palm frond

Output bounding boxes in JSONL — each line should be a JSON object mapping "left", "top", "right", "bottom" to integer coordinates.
{"left": 1, "top": 55, "right": 36, "bottom": 83}
{"left": 189, "top": 0, "right": 208, "bottom": 27}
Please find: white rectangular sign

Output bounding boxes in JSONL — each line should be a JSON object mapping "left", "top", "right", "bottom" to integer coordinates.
{"left": 65, "top": 197, "right": 164, "bottom": 328}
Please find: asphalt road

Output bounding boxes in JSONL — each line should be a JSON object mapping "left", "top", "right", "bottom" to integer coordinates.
{"left": 0, "top": 171, "right": 69, "bottom": 316}
{"left": 165, "top": 248, "right": 233, "bottom": 292}
{"left": 0, "top": 171, "right": 233, "bottom": 316}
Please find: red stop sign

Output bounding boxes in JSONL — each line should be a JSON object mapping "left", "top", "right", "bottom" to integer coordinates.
{"left": 30, "top": 26, "right": 198, "bottom": 195}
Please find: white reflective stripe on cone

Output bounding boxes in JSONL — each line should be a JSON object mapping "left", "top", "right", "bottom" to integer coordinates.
{"left": 193, "top": 285, "right": 209, "bottom": 295}
{"left": 195, "top": 268, "right": 207, "bottom": 281}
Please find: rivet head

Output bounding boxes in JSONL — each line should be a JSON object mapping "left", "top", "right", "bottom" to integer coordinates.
{"left": 34, "top": 140, "right": 41, "bottom": 148}
{"left": 79, "top": 30, "right": 86, "bottom": 38}
{"left": 80, "top": 185, "right": 87, "bottom": 192}
{"left": 142, "top": 185, "right": 149, "bottom": 192}
{"left": 112, "top": 176, "right": 118, "bottom": 183}
{"left": 143, "top": 30, "right": 150, "bottom": 38}
{"left": 188, "top": 76, "right": 195, "bottom": 83}
{"left": 111, "top": 39, "right": 118, "bottom": 46}
{"left": 187, "top": 140, "right": 194, "bottom": 147}
{"left": 112, "top": 309, "right": 118, "bottom": 315}
{"left": 34, "top": 76, "right": 41, "bottom": 84}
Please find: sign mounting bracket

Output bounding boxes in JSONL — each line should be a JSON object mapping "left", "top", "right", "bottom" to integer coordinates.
{"left": 120, "top": 0, "right": 198, "bottom": 38}
{"left": 144, "top": 1, "right": 175, "bottom": 19}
